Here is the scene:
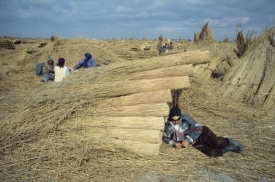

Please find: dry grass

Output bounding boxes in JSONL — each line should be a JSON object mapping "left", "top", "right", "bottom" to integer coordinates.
{"left": 0, "top": 36, "right": 275, "bottom": 182}
{"left": 235, "top": 30, "right": 256, "bottom": 58}
{"left": 194, "top": 21, "right": 215, "bottom": 44}
{"left": 219, "top": 27, "right": 275, "bottom": 108}
{"left": 1, "top": 78, "right": 274, "bottom": 182}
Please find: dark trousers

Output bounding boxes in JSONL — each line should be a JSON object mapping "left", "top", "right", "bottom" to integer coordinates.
{"left": 192, "top": 126, "right": 229, "bottom": 157}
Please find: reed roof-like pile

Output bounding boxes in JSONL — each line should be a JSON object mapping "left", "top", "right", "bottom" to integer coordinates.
{"left": 218, "top": 27, "right": 275, "bottom": 110}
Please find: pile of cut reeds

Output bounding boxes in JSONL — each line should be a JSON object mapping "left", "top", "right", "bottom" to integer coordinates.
{"left": 1, "top": 50, "right": 212, "bottom": 157}
{"left": 1, "top": 77, "right": 274, "bottom": 181}
{"left": 219, "top": 27, "right": 275, "bottom": 109}
{"left": 194, "top": 21, "right": 215, "bottom": 43}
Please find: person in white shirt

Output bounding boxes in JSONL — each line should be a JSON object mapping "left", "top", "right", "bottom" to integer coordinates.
{"left": 54, "top": 57, "right": 70, "bottom": 82}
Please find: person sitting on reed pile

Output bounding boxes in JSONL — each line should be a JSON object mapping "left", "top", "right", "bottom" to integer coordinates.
{"left": 72, "top": 52, "right": 96, "bottom": 71}
{"left": 157, "top": 42, "right": 164, "bottom": 55}
{"left": 168, "top": 42, "right": 174, "bottom": 50}
{"left": 163, "top": 43, "right": 169, "bottom": 52}
{"left": 40, "top": 55, "right": 56, "bottom": 82}
{"left": 162, "top": 107, "right": 243, "bottom": 157}
{"left": 54, "top": 57, "right": 70, "bottom": 82}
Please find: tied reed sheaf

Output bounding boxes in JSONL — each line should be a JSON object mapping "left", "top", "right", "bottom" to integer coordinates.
{"left": 1, "top": 27, "right": 275, "bottom": 181}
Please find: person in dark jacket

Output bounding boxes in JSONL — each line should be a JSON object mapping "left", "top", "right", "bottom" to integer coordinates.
{"left": 72, "top": 52, "right": 96, "bottom": 71}
{"left": 41, "top": 55, "right": 56, "bottom": 82}
{"left": 162, "top": 107, "right": 243, "bottom": 157}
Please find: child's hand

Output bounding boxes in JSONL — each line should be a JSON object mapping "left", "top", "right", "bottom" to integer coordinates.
{"left": 182, "top": 140, "right": 189, "bottom": 148}
{"left": 175, "top": 143, "right": 182, "bottom": 149}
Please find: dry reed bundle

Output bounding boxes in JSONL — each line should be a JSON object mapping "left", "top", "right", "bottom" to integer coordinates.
{"left": 62, "top": 116, "right": 165, "bottom": 130}
{"left": 219, "top": 27, "right": 275, "bottom": 109}
{"left": 194, "top": 21, "right": 215, "bottom": 43}
{"left": 89, "top": 103, "right": 169, "bottom": 117}
{"left": 64, "top": 126, "right": 162, "bottom": 145}
{"left": 100, "top": 50, "right": 210, "bottom": 76}
{"left": 235, "top": 29, "right": 256, "bottom": 58}
{"left": 96, "top": 89, "right": 172, "bottom": 107}
{"left": 57, "top": 91, "right": 172, "bottom": 155}
{"left": 122, "top": 64, "right": 194, "bottom": 80}
{"left": 211, "top": 56, "right": 233, "bottom": 79}
{"left": 51, "top": 51, "right": 207, "bottom": 89}
{"left": 26, "top": 76, "right": 190, "bottom": 107}
{"left": 71, "top": 60, "right": 195, "bottom": 85}
{"left": 22, "top": 51, "right": 205, "bottom": 109}
{"left": 1, "top": 45, "right": 193, "bottom": 156}
{"left": 2, "top": 72, "right": 190, "bottom": 156}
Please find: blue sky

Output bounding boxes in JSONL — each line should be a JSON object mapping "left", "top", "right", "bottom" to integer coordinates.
{"left": 0, "top": 0, "right": 274, "bottom": 41}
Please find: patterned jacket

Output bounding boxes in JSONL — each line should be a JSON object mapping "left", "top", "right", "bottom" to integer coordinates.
{"left": 162, "top": 114, "right": 203, "bottom": 147}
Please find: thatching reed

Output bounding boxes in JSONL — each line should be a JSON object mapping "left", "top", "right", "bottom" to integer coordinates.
{"left": 1, "top": 35, "right": 275, "bottom": 181}
{"left": 1, "top": 77, "right": 274, "bottom": 181}
{"left": 194, "top": 21, "right": 215, "bottom": 44}
{"left": 177, "top": 78, "right": 275, "bottom": 182}
{"left": 96, "top": 90, "right": 172, "bottom": 107}
{"left": 1, "top": 50, "right": 198, "bottom": 158}
{"left": 25, "top": 50, "right": 209, "bottom": 107}
{"left": 235, "top": 29, "right": 256, "bottom": 58}
{"left": 219, "top": 27, "right": 275, "bottom": 110}
{"left": 211, "top": 56, "right": 233, "bottom": 79}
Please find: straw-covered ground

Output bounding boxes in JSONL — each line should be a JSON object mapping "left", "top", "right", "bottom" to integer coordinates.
{"left": 0, "top": 33, "right": 274, "bottom": 182}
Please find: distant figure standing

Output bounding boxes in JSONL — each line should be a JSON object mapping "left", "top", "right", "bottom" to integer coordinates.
{"left": 157, "top": 42, "right": 164, "bottom": 54}
{"left": 54, "top": 58, "right": 70, "bottom": 82}
{"left": 159, "top": 34, "right": 163, "bottom": 44}
{"left": 72, "top": 52, "right": 96, "bottom": 71}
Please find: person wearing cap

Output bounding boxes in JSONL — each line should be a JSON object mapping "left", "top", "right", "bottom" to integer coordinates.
{"left": 54, "top": 57, "right": 70, "bottom": 82}
{"left": 162, "top": 107, "right": 243, "bottom": 157}
{"left": 41, "top": 55, "right": 56, "bottom": 82}
{"left": 72, "top": 52, "right": 97, "bottom": 71}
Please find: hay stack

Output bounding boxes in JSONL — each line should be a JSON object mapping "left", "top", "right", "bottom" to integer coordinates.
{"left": 194, "top": 21, "right": 215, "bottom": 43}
{"left": 32, "top": 76, "right": 190, "bottom": 155}
{"left": 218, "top": 27, "right": 275, "bottom": 110}
{"left": 50, "top": 38, "right": 121, "bottom": 66}
{"left": 26, "top": 50, "right": 209, "bottom": 106}
{"left": 235, "top": 30, "right": 256, "bottom": 58}
{"left": 23, "top": 51, "right": 209, "bottom": 155}
{"left": 1, "top": 46, "right": 211, "bottom": 156}
{"left": 98, "top": 50, "right": 210, "bottom": 79}
{"left": 20, "top": 51, "right": 210, "bottom": 155}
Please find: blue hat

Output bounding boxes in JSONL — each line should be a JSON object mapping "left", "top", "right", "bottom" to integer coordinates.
{"left": 85, "top": 53, "right": 92, "bottom": 60}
